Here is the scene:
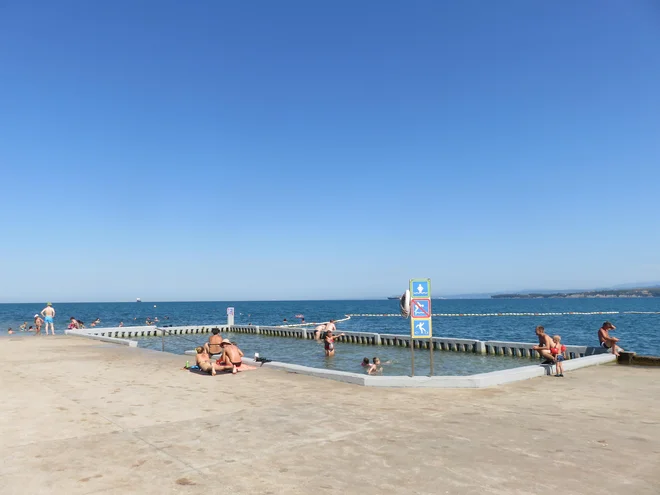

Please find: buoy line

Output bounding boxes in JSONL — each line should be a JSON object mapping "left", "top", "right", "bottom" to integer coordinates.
{"left": 276, "top": 315, "right": 351, "bottom": 328}
{"left": 346, "top": 311, "right": 622, "bottom": 317}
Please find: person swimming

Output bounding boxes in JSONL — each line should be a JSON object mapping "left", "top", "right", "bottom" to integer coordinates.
{"left": 367, "top": 357, "right": 391, "bottom": 375}
{"left": 368, "top": 357, "right": 382, "bottom": 375}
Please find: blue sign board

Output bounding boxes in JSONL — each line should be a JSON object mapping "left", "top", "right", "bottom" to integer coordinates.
{"left": 411, "top": 280, "right": 429, "bottom": 298}
{"left": 412, "top": 318, "right": 432, "bottom": 337}
{"left": 410, "top": 279, "right": 432, "bottom": 339}
{"left": 411, "top": 299, "right": 431, "bottom": 318}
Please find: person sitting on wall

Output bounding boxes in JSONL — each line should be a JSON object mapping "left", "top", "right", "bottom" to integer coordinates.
{"left": 598, "top": 321, "right": 623, "bottom": 357}
{"left": 532, "top": 325, "right": 556, "bottom": 365}
{"left": 204, "top": 328, "right": 223, "bottom": 356}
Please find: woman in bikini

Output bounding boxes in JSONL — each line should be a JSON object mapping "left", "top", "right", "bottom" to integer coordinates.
{"left": 195, "top": 346, "right": 217, "bottom": 376}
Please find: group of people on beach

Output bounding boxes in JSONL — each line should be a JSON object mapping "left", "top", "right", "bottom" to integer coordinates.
{"left": 532, "top": 321, "right": 623, "bottom": 377}
{"left": 193, "top": 328, "right": 246, "bottom": 376}
{"left": 8, "top": 303, "right": 57, "bottom": 336}
{"left": 6, "top": 300, "right": 174, "bottom": 336}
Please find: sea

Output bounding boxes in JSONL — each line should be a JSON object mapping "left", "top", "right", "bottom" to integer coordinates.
{"left": 2, "top": 299, "right": 658, "bottom": 375}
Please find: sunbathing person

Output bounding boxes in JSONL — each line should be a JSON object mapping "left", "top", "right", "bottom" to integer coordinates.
{"left": 204, "top": 328, "right": 223, "bottom": 356}
{"left": 195, "top": 346, "right": 217, "bottom": 376}
{"left": 216, "top": 339, "right": 244, "bottom": 374}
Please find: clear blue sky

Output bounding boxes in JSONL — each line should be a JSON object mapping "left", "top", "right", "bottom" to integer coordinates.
{"left": 1, "top": 1, "right": 659, "bottom": 302}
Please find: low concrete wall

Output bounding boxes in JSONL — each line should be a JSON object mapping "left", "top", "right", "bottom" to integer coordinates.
{"left": 65, "top": 330, "right": 138, "bottom": 347}
{"left": 481, "top": 340, "right": 608, "bottom": 359}
{"left": 618, "top": 352, "right": 660, "bottom": 366}
{"left": 76, "top": 324, "right": 610, "bottom": 362}
{"left": 232, "top": 354, "right": 617, "bottom": 388}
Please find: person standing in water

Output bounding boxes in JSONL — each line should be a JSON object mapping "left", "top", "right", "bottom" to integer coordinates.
{"left": 41, "top": 303, "right": 56, "bottom": 335}
{"left": 34, "top": 314, "right": 43, "bottom": 335}
{"left": 324, "top": 329, "right": 345, "bottom": 357}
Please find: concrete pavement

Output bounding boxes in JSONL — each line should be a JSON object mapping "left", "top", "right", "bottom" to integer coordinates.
{"left": 1, "top": 336, "right": 658, "bottom": 494}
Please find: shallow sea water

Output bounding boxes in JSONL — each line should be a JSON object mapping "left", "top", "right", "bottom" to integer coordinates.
{"left": 136, "top": 331, "right": 531, "bottom": 376}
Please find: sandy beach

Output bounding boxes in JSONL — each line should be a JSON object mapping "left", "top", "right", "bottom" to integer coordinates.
{"left": 1, "top": 336, "right": 658, "bottom": 494}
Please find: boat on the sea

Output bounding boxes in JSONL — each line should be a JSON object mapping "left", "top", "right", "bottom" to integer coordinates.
{"left": 136, "top": 298, "right": 142, "bottom": 303}
{"left": 387, "top": 296, "right": 399, "bottom": 300}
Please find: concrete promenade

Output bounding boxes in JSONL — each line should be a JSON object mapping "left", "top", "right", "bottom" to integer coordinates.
{"left": 1, "top": 336, "right": 659, "bottom": 495}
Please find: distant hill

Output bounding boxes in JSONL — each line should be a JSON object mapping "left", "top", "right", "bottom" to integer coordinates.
{"left": 492, "top": 287, "right": 660, "bottom": 299}
{"left": 415, "top": 282, "right": 660, "bottom": 300}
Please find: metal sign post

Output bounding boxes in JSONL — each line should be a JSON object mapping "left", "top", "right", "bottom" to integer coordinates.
{"left": 410, "top": 278, "right": 433, "bottom": 377}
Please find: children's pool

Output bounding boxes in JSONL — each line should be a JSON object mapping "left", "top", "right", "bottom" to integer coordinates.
{"left": 136, "top": 332, "right": 532, "bottom": 376}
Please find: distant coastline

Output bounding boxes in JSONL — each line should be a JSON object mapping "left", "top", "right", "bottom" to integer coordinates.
{"left": 492, "top": 288, "right": 660, "bottom": 299}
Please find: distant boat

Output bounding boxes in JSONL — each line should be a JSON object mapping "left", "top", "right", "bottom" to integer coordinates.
{"left": 136, "top": 298, "right": 142, "bottom": 303}
{"left": 387, "top": 296, "right": 399, "bottom": 300}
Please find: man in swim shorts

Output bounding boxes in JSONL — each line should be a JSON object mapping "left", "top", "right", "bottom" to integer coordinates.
{"left": 195, "top": 346, "right": 217, "bottom": 376}
{"left": 41, "top": 303, "right": 56, "bottom": 335}
{"left": 204, "top": 328, "right": 223, "bottom": 356}
{"left": 216, "top": 339, "right": 244, "bottom": 374}
{"left": 532, "top": 325, "right": 555, "bottom": 364}
{"left": 598, "top": 321, "right": 623, "bottom": 357}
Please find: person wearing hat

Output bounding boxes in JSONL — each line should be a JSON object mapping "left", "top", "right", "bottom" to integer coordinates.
{"left": 216, "top": 339, "right": 244, "bottom": 374}
{"left": 40, "top": 302, "right": 56, "bottom": 335}
{"left": 34, "top": 314, "right": 44, "bottom": 335}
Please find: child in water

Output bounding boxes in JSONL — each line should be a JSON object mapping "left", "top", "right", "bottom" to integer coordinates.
{"left": 551, "top": 335, "right": 567, "bottom": 377}
{"left": 367, "top": 357, "right": 393, "bottom": 375}
{"left": 323, "top": 330, "right": 345, "bottom": 357}
{"left": 361, "top": 357, "right": 370, "bottom": 369}
{"left": 367, "top": 357, "right": 385, "bottom": 375}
